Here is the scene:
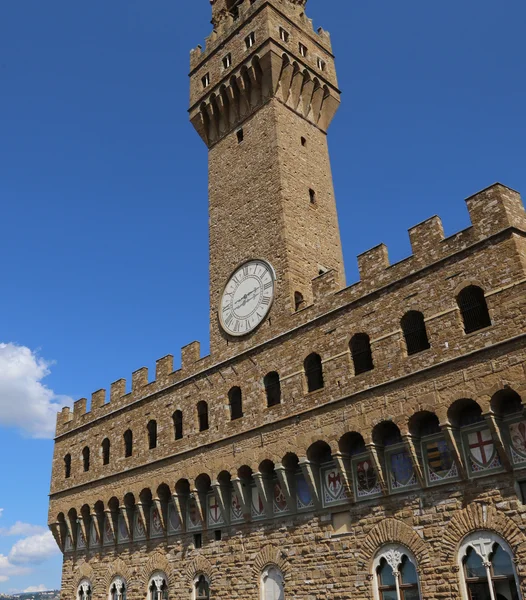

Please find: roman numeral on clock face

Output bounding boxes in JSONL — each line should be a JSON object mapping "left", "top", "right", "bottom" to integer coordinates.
{"left": 220, "top": 259, "right": 275, "bottom": 337}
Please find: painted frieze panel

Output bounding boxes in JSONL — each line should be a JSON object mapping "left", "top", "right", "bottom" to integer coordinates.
{"left": 509, "top": 420, "right": 526, "bottom": 466}
{"left": 387, "top": 448, "right": 418, "bottom": 493}
{"left": 423, "top": 437, "right": 459, "bottom": 485}
{"left": 295, "top": 471, "right": 314, "bottom": 510}
{"left": 207, "top": 493, "right": 225, "bottom": 527}
{"left": 352, "top": 456, "right": 382, "bottom": 500}
{"left": 133, "top": 510, "right": 146, "bottom": 541}
{"left": 167, "top": 502, "right": 182, "bottom": 535}
{"left": 251, "top": 486, "right": 265, "bottom": 519}
{"left": 462, "top": 427, "right": 502, "bottom": 476}
{"left": 150, "top": 505, "right": 164, "bottom": 539}
{"left": 187, "top": 496, "right": 202, "bottom": 531}
{"left": 272, "top": 480, "right": 289, "bottom": 515}
{"left": 321, "top": 464, "right": 347, "bottom": 507}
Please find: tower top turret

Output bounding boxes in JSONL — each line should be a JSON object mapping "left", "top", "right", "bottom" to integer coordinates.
{"left": 211, "top": 0, "right": 307, "bottom": 28}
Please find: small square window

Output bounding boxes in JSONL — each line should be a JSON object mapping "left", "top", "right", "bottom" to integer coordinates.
{"left": 202, "top": 73, "right": 210, "bottom": 89}
{"left": 245, "top": 32, "right": 256, "bottom": 50}
{"left": 279, "top": 27, "right": 290, "bottom": 43}
{"left": 237, "top": 128, "right": 244, "bottom": 143}
{"left": 214, "top": 530, "right": 222, "bottom": 541}
{"left": 223, "top": 53, "right": 232, "bottom": 69}
{"left": 520, "top": 481, "right": 526, "bottom": 504}
{"left": 194, "top": 533, "right": 202, "bottom": 549}
{"left": 299, "top": 43, "right": 308, "bottom": 58}
{"left": 317, "top": 57, "right": 326, "bottom": 71}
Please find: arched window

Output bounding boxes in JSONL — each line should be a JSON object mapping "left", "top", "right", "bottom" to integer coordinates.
{"left": 102, "top": 439, "right": 111, "bottom": 466}
{"left": 457, "top": 285, "right": 492, "bottom": 334}
{"left": 401, "top": 311, "right": 430, "bottom": 355}
{"left": 82, "top": 447, "right": 90, "bottom": 472}
{"left": 229, "top": 387, "right": 243, "bottom": 420}
{"left": 264, "top": 372, "right": 281, "bottom": 407}
{"left": 261, "top": 566, "right": 284, "bottom": 600}
{"left": 148, "top": 420, "right": 158, "bottom": 450}
{"left": 77, "top": 580, "right": 93, "bottom": 600}
{"left": 148, "top": 573, "right": 169, "bottom": 600}
{"left": 197, "top": 401, "right": 209, "bottom": 432}
{"left": 124, "top": 429, "right": 133, "bottom": 458}
{"left": 350, "top": 333, "right": 374, "bottom": 375}
{"left": 173, "top": 410, "right": 183, "bottom": 440}
{"left": 459, "top": 532, "right": 521, "bottom": 600}
{"left": 373, "top": 546, "right": 421, "bottom": 600}
{"left": 304, "top": 353, "right": 324, "bottom": 392}
{"left": 64, "top": 454, "right": 72, "bottom": 479}
{"left": 194, "top": 575, "right": 210, "bottom": 600}
{"left": 294, "top": 291, "right": 305, "bottom": 312}
{"left": 109, "top": 577, "right": 126, "bottom": 600}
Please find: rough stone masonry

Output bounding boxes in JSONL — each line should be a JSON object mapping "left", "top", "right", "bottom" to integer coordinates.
{"left": 49, "top": 1, "right": 526, "bottom": 599}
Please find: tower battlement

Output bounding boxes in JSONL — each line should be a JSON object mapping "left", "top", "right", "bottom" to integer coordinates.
{"left": 190, "top": 0, "right": 332, "bottom": 71}
{"left": 55, "top": 183, "right": 526, "bottom": 436}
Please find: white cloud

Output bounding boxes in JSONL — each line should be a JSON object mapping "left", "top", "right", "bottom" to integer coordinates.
{"left": 24, "top": 585, "right": 49, "bottom": 593}
{"left": 9, "top": 531, "right": 60, "bottom": 565}
{"left": 0, "top": 509, "right": 4, "bottom": 518}
{"left": 0, "top": 522, "right": 47, "bottom": 537}
{"left": 0, "top": 554, "right": 31, "bottom": 579}
{"left": 0, "top": 343, "right": 72, "bottom": 438}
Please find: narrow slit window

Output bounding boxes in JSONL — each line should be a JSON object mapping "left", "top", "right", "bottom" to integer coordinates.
{"left": 245, "top": 32, "right": 256, "bottom": 50}
{"left": 202, "top": 73, "right": 210, "bottom": 89}
{"left": 222, "top": 53, "right": 232, "bottom": 69}
{"left": 237, "top": 128, "right": 244, "bottom": 143}
{"left": 309, "top": 188, "right": 317, "bottom": 204}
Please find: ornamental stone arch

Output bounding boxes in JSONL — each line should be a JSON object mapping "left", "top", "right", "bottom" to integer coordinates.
{"left": 358, "top": 518, "right": 431, "bottom": 572}
{"left": 75, "top": 562, "right": 95, "bottom": 588}
{"left": 100, "top": 558, "right": 134, "bottom": 595}
{"left": 439, "top": 503, "right": 526, "bottom": 564}
{"left": 138, "top": 551, "right": 172, "bottom": 589}
{"left": 184, "top": 555, "right": 215, "bottom": 587}
{"left": 252, "top": 545, "right": 290, "bottom": 580}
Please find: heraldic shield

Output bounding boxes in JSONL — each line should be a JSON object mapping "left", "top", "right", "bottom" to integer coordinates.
{"left": 466, "top": 428, "right": 501, "bottom": 473}
{"left": 425, "top": 439, "right": 456, "bottom": 482}
{"left": 356, "top": 458, "right": 381, "bottom": 498}
{"left": 389, "top": 450, "right": 416, "bottom": 490}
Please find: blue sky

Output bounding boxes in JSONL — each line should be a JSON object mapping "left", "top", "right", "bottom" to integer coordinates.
{"left": 0, "top": 0, "right": 525, "bottom": 591}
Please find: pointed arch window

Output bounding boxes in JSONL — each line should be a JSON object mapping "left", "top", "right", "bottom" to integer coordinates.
{"left": 459, "top": 532, "right": 520, "bottom": 600}
{"left": 124, "top": 429, "right": 133, "bottom": 458}
{"left": 148, "top": 573, "right": 169, "bottom": 600}
{"left": 64, "top": 454, "right": 72, "bottom": 479}
{"left": 229, "top": 387, "right": 243, "bottom": 421}
{"left": 148, "top": 420, "right": 158, "bottom": 450}
{"left": 78, "top": 580, "right": 93, "bottom": 600}
{"left": 264, "top": 372, "right": 281, "bottom": 407}
{"left": 350, "top": 333, "right": 374, "bottom": 375}
{"left": 373, "top": 546, "right": 421, "bottom": 600}
{"left": 457, "top": 285, "right": 492, "bottom": 334}
{"left": 261, "top": 566, "right": 284, "bottom": 600}
{"left": 82, "top": 447, "right": 90, "bottom": 472}
{"left": 198, "top": 401, "right": 209, "bottom": 432}
{"left": 401, "top": 311, "right": 430, "bottom": 355}
{"left": 304, "top": 353, "right": 324, "bottom": 392}
{"left": 194, "top": 575, "right": 210, "bottom": 600}
{"left": 173, "top": 410, "right": 183, "bottom": 440}
{"left": 109, "top": 577, "right": 126, "bottom": 600}
{"left": 102, "top": 438, "right": 111, "bottom": 466}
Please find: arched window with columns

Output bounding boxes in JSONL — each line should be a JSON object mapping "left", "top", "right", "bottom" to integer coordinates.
{"left": 109, "top": 577, "right": 127, "bottom": 600}
{"left": 459, "top": 532, "right": 521, "bottom": 600}
{"left": 372, "top": 545, "right": 422, "bottom": 600}
{"left": 77, "top": 580, "right": 93, "bottom": 600}
{"left": 148, "top": 572, "right": 169, "bottom": 600}
{"left": 194, "top": 574, "right": 210, "bottom": 600}
{"left": 261, "top": 566, "right": 285, "bottom": 600}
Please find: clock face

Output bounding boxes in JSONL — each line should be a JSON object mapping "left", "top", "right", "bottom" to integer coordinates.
{"left": 220, "top": 260, "right": 276, "bottom": 337}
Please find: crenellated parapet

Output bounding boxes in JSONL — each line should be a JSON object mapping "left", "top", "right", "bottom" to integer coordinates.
{"left": 55, "top": 182, "right": 526, "bottom": 438}
{"left": 192, "top": 0, "right": 332, "bottom": 72}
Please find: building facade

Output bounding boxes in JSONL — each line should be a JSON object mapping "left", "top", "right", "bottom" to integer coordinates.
{"left": 49, "top": 1, "right": 526, "bottom": 600}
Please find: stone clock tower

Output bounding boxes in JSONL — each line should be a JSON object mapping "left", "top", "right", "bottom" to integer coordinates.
{"left": 189, "top": 0, "right": 345, "bottom": 355}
